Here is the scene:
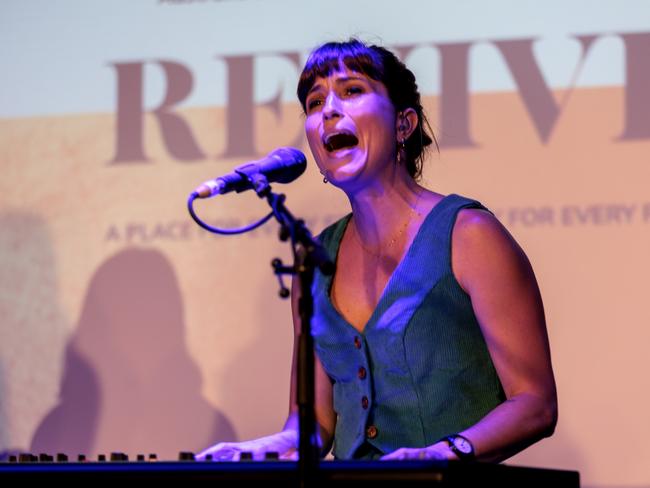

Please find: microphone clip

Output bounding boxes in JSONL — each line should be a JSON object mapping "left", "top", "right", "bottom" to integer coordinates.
{"left": 271, "top": 258, "right": 294, "bottom": 299}
{"left": 238, "top": 169, "right": 270, "bottom": 197}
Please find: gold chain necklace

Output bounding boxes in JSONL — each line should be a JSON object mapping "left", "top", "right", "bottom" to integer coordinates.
{"left": 349, "top": 193, "right": 423, "bottom": 258}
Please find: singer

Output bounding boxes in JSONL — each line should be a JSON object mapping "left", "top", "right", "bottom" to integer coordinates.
{"left": 199, "top": 39, "right": 557, "bottom": 462}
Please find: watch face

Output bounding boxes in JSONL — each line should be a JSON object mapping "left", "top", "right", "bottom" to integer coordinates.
{"left": 453, "top": 437, "right": 473, "bottom": 454}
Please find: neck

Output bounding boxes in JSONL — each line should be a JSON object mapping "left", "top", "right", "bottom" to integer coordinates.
{"left": 345, "top": 166, "right": 425, "bottom": 249}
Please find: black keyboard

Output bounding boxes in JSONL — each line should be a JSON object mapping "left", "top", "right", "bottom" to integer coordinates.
{"left": 0, "top": 455, "right": 579, "bottom": 487}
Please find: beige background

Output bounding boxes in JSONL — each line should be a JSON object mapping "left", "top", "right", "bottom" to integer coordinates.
{"left": 1, "top": 2, "right": 650, "bottom": 487}
{"left": 2, "top": 87, "right": 649, "bottom": 485}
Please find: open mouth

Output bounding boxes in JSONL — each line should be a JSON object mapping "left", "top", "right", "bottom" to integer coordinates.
{"left": 323, "top": 132, "right": 359, "bottom": 153}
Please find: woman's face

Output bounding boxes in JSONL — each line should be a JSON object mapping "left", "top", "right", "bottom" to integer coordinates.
{"left": 304, "top": 65, "right": 397, "bottom": 191}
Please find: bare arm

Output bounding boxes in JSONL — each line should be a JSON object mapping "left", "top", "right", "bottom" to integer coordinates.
{"left": 196, "top": 274, "right": 337, "bottom": 461}
{"left": 383, "top": 208, "right": 557, "bottom": 462}
{"left": 284, "top": 275, "right": 337, "bottom": 456}
{"left": 451, "top": 209, "right": 558, "bottom": 461}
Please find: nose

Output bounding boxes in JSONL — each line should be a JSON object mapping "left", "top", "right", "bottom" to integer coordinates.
{"left": 323, "top": 92, "right": 342, "bottom": 121}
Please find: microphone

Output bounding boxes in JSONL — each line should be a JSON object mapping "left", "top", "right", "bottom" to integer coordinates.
{"left": 192, "top": 147, "right": 307, "bottom": 198}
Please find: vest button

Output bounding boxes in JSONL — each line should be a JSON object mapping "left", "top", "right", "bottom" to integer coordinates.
{"left": 366, "top": 425, "right": 378, "bottom": 439}
{"left": 358, "top": 366, "right": 367, "bottom": 380}
{"left": 361, "top": 396, "right": 369, "bottom": 409}
{"left": 354, "top": 336, "right": 362, "bottom": 349}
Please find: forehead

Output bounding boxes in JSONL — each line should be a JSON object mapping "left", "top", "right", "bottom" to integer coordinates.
{"left": 308, "top": 66, "right": 387, "bottom": 95}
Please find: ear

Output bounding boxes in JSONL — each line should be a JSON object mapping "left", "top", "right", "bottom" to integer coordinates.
{"left": 395, "top": 108, "right": 419, "bottom": 141}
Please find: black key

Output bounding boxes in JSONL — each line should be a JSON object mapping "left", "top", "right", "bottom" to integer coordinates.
{"left": 178, "top": 451, "right": 195, "bottom": 461}
{"left": 110, "top": 452, "right": 129, "bottom": 462}
{"left": 18, "top": 453, "right": 37, "bottom": 463}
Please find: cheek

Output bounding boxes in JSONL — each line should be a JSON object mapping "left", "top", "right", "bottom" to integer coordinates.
{"left": 354, "top": 98, "right": 396, "bottom": 143}
{"left": 304, "top": 119, "right": 322, "bottom": 151}
{"left": 359, "top": 117, "right": 395, "bottom": 154}
{"left": 304, "top": 118, "right": 327, "bottom": 169}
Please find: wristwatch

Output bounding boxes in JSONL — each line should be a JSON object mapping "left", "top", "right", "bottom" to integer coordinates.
{"left": 444, "top": 434, "right": 475, "bottom": 461}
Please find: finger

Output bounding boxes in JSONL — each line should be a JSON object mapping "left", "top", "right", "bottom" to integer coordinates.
{"left": 196, "top": 443, "right": 227, "bottom": 460}
{"left": 201, "top": 445, "right": 239, "bottom": 462}
{"left": 380, "top": 448, "right": 407, "bottom": 460}
{"left": 280, "top": 448, "right": 298, "bottom": 461}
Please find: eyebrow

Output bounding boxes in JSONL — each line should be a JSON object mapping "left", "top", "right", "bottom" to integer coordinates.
{"left": 307, "top": 75, "right": 369, "bottom": 96}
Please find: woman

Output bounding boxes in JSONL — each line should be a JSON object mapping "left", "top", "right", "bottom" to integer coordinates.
{"left": 198, "top": 39, "right": 557, "bottom": 462}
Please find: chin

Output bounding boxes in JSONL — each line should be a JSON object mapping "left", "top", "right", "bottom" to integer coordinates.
{"left": 322, "top": 150, "right": 368, "bottom": 184}
{"left": 328, "top": 168, "right": 373, "bottom": 194}
{"left": 326, "top": 164, "right": 365, "bottom": 189}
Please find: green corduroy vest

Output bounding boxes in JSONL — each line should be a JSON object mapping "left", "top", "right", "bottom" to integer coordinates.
{"left": 311, "top": 194, "right": 506, "bottom": 459}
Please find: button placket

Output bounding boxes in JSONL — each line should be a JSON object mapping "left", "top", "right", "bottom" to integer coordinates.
{"left": 357, "top": 366, "right": 367, "bottom": 379}
{"left": 361, "top": 396, "right": 369, "bottom": 409}
{"left": 354, "top": 334, "right": 373, "bottom": 445}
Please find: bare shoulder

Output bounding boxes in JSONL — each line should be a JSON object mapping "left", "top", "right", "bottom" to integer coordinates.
{"left": 455, "top": 206, "right": 507, "bottom": 234}
{"left": 453, "top": 207, "right": 523, "bottom": 259}
{"left": 452, "top": 208, "right": 533, "bottom": 295}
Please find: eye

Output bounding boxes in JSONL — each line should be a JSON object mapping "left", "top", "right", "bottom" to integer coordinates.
{"left": 345, "top": 85, "right": 364, "bottom": 96}
{"left": 306, "top": 97, "right": 323, "bottom": 112}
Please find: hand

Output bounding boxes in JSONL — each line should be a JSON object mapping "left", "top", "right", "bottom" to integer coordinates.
{"left": 196, "top": 430, "right": 298, "bottom": 461}
{"left": 380, "top": 442, "right": 456, "bottom": 461}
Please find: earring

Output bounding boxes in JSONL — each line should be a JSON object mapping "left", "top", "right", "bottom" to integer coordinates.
{"left": 323, "top": 176, "right": 328, "bottom": 184}
{"left": 397, "top": 139, "right": 406, "bottom": 165}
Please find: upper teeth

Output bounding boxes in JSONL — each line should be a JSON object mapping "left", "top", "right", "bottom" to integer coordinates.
{"left": 325, "top": 132, "right": 348, "bottom": 144}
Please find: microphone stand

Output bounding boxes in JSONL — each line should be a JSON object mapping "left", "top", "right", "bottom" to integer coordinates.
{"left": 249, "top": 173, "right": 334, "bottom": 488}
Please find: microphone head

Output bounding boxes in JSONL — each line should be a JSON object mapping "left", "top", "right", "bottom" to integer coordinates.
{"left": 191, "top": 147, "right": 307, "bottom": 199}
{"left": 264, "top": 147, "right": 307, "bottom": 184}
